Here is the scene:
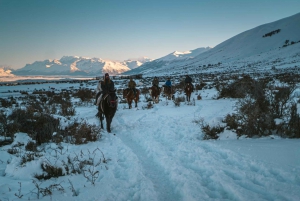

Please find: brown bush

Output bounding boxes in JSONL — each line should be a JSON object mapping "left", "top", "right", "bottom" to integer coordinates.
{"left": 25, "top": 141, "right": 37, "bottom": 152}
{"left": 58, "top": 121, "right": 101, "bottom": 144}
{"left": 73, "top": 88, "right": 94, "bottom": 102}
{"left": 200, "top": 122, "right": 225, "bottom": 140}
{"left": 223, "top": 114, "right": 239, "bottom": 130}
{"left": 34, "top": 162, "right": 64, "bottom": 180}
{"left": 8, "top": 108, "right": 61, "bottom": 145}
{"left": 195, "top": 82, "right": 207, "bottom": 90}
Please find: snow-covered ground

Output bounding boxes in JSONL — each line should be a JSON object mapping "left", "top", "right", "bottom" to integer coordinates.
{"left": 0, "top": 79, "right": 299, "bottom": 201}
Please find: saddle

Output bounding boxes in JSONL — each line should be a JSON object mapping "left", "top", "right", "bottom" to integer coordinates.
{"left": 127, "top": 88, "right": 136, "bottom": 96}
{"left": 153, "top": 85, "right": 159, "bottom": 92}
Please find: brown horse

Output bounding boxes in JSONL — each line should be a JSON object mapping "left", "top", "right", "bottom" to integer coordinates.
{"left": 185, "top": 83, "right": 193, "bottom": 102}
{"left": 163, "top": 86, "right": 174, "bottom": 100}
{"left": 123, "top": 88, "right": 140, "bottom": 109}
{"left": 150, "top": 85, "right": 160, "bottom": 103}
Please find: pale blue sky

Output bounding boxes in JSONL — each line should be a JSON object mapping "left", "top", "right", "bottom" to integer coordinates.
{"left": 1, "top": 0, "right": 300, "bottom": 69}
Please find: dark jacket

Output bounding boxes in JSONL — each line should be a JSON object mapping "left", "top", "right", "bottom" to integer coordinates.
{"left": 185, "top": 76, "right": 192, "bottom": 83}
{"left": 128, "top": 80, "right": 136, "bottom": 88}
{"left": 101, "top": 79, "right": 115, "bottom": 94}
{"left": 165, "top": 80, "right": 172, "bottom": 87}
{"left": 152, "top": 78, "right": 159, "bottom": 86}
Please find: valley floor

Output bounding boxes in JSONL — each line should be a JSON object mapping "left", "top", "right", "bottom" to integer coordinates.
{"left": 0, "top": 84, "right": 299, "bottom": 201}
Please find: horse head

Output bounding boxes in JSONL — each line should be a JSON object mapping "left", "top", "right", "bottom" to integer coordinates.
{"left": 107, "top": 92, "right": 117, "bottom": 108}
{"left": 150, "top": 85, "right": 160, "bottom": 103}
{"left": 124, "top": 88, "right": 139, "bottom": 109}
{"left": 185, "top": 83, "right": 192, "bottom": 92}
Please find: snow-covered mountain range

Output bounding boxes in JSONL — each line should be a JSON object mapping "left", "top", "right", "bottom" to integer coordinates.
{"left": 1, "top": 12, "right": 299, "bottom": 78}
{"left": 124, "top": 12, "right": 300, "bottom": 76}
{"left": 122, "top": 47, "right": 211, "bottom": 75}
{"left": 7, "top": 56, "right": 152, "bottom": 77}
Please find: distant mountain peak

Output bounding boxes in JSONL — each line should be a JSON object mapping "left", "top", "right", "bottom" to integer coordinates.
{"left": 0, "top": 66, "right": 15, "bottom": 77}
{"left": 12, "top": 56, "right": 152, "bottom": 76}
{"left": 172, "top": 50, "right": 191, "bottom": 56}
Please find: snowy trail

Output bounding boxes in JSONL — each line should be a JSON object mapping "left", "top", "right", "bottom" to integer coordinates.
{"left": 116, "top": 116, "right": 181, "bottom": 201}
{"left": 109, "top": 100, "right": 300, "bottom": 201}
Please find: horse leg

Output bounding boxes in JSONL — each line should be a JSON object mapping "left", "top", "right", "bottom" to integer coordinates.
{"left": 99, "top": 113, "right": 104, "bottom": 129}
{"left": 106, "top": 116, "right": 111, "bottom": 133}
{"left": 135, "top": 99, "right": 138, "bottom": 107}
{"left": 98, "top": 106, "right": 104, "bottom": 129}
{"left": 129, "top": 100, "right": 132, "bottom": 109}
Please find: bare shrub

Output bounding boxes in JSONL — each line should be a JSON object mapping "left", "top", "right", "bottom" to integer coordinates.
{"left": 216, "top": 75, "right": 262, "bottom": 99}
{"left": 195, "top": 82, "right": 207, "bottom": 90}
{"left": 48, "top": 95, "right": 64, "bottom": 105}
{"left": 235, "top": 95, "right": 273, "bottom": 137}
{"left": 142, "top": 101, "right": 153, "bottom": 109}
{"left": 193, "top": 118, "right": 225, "bottom": 140}
{"left": 140, "top": 87, "right": 149, "bottom": 95}
{"left": 34, "top": 162, "right": 64, "bottom": 180}
{"left": 14, "top": 182, "right": 23, "bottom": 198}
{"left": 0, "top": 110, "right": 16, "bottom": 141}
{"left": 73, "top": 88, "right": 94, "bottom": 102}
{"left": 173, "top": 80, "right": 185, "bottom": 91}
{"left": 0, "top": 139, "right": 13, "bottom": 147}
{"left": 7, "top": 147, "right": 19, "bottom": 155}
{"left": 0, "top": 97, "right": 16, "bottom": 108}
{"left": 223, "top": 114, "right": 239, "bottom": 130}
{"left": 270, "top": 85, "right": 296, "bottom": 118}
{"left": 58, "top": 121, "right": 101, "bottom": 144}
{"left": 199, "top": 119, "right": 224, "bottom": 140}
{"left": 285, "top": 103, "right": 300, "bottom": 138}
{"left": 25, "top": 141, "right": 37, "bottom": 152}
{"left": 60, "top": 100, "right": 75, "bottom": 116}
{"left": 20, "top": 153, "right": 35, "bottom": 165}
{"left": 202, "top": 124, "right": 225, "bottom": 140}
{"left": 8, "top": 108, "right": 61, "bottom": 145}
{"left": 32, "top": 180, "right": 64, "bottom": 199}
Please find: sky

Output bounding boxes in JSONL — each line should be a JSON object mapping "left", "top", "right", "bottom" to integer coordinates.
{"left": 1, "top": 0, "right": 300, "bottom": 70}
{"left": 0, "top": 79, "right": 300, "bottom": 200}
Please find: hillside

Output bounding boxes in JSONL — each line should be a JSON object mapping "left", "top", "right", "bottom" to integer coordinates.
{"left": 124, "top": 12, "right": 300, "bottom": 76}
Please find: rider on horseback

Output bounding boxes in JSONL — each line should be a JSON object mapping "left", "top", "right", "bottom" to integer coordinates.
{"left": 128, "top": 77, "right": 137, "bottom": 96}
{"left": 102, "top": 73, "right": 115, "bottom": 95}
{"left": 95, "top": 73, "right": 115, "bottom": 105}
{"left": 185, "top": 75, "right": 194, "bottom": 92}
{"left": 165, "top": 77, "right": 172, "bottom": 88}
{"left": 152, "top": 76, "right": 160, "bottom": 91}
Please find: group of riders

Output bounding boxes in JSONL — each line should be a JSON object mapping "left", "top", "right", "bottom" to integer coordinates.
{"left": 94, "top": 73, "right": 194, "bottom": 105}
